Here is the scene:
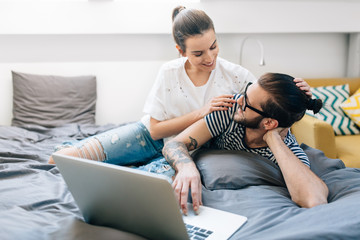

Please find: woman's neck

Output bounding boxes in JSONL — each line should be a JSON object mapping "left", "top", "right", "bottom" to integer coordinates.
{"left": 185, "top": 61, "right": 211, "bottom": 87}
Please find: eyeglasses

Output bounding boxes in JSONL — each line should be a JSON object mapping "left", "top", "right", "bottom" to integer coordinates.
{"left": 242, "top": 82, "right": 271, "bottom": 118}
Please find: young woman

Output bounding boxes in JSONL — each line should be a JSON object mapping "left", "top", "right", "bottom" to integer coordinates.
{"left": 49, "top": 6, "right": 311, "bottom": 180}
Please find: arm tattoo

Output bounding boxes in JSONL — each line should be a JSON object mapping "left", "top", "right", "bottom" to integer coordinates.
{"left": 162, "top": 141, "right": 193, "bottom": 170}
{"left": 187, "top": 136, "right": 198, "bottom": 151}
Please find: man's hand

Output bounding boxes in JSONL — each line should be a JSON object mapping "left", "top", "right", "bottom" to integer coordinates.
{"left": 163, "top": 140, "right": 203, "bottom": 215}
{"left": 262, "top": 127, "right": 328, "bottom": 208}
{"left": 162, "top": 119, "right": 213, "bottom": 215}
{"left": 172, "top": 161, "right": 202, "bottom": 216}
{"left": 263, "top": 127, "right": 289, "bottom": 143}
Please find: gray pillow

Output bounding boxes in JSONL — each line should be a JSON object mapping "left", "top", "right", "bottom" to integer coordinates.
{"left": 192, "top": 148, "right": 286, "bottom": 190}
{"left": 12, "top": 71, "right": 97, "bottom": 128}
{"left": 301, "top": 143, "right": 345, "bottom": 177}
{"left": 192, "top": 145, "right": 345, "bottom": 191}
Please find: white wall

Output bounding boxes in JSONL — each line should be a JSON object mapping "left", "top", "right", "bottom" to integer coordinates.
{"left": 0, "top": 0, "right": 355, "bottom": 125}
{"left": 218, "top": 33, "right": 348, "bottom": 78}
{"left": 0, "top": 0, "right": 359, "bottom": 34}
{"left": 0, "top": 0, "right": 353, "bottom": 77}
{"left": 0, "top": 61, "right": 164, "bottom": 126}
{"left": 0, "top": 33, "right": 348, "bottom": 78}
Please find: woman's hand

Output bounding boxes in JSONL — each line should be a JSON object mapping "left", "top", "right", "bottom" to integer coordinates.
{"left": 198, "top": 94, "right": 236, "bottom": 118}
{"left": 294, "top": 78, "right": 312, "bottom": 97}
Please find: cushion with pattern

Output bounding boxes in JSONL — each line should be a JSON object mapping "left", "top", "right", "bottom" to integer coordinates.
{"left": 306, "top": 84, "right": 360, "bottom": 135}
{"left": 340, "top": 87, "right": 360, "bottom": 128}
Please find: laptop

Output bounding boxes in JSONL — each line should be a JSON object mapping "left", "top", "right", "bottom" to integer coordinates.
{"left": 53, "top": 153, "right": 247, "bottom": 240}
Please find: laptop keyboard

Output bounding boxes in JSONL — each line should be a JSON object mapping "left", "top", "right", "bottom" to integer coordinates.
{"left": 185, "top": 223, "right": 213, "bottom": 240}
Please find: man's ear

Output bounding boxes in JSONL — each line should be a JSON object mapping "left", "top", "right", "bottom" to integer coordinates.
{"left": 263, "top": 118, "right": 278, "bottom": 130}
{"left": 176, "top": 45, "right": 185, "bottom": 57}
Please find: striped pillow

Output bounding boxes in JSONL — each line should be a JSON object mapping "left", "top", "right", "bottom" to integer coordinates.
{"left": 340, "top": 87, "right": 360, "bottom": 128}
{"left": 306, "top": 84, "right": 360, "bottom": 135}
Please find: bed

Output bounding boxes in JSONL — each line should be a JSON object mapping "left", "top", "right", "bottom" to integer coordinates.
{"left": 1, "top": 71, "right": 360, "bottom": 240}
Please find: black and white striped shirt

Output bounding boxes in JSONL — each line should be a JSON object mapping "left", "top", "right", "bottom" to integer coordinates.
{"left": 204, "top": 94, "right": 310, "bottom": 167}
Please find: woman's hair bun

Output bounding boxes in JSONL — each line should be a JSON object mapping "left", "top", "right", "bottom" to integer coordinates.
{"left": 172, "top": 6, "right": 186, "bottom": 22}
{"left": 306, "top": 98, "right": 323, "bottom": 114}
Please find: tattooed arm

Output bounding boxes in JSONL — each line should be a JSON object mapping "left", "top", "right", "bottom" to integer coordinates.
{"left": 163, "top": 119, "right": 212, "bottom": 215}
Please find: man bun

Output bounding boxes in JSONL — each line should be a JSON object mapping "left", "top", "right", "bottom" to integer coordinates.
{"left": 306, "top": 98, "right": 323, "bottom": 114}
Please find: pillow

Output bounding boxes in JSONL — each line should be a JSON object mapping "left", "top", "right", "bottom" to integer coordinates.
{"left": 307, "top": 84, "right": 360, "bottom": 135}
{"left": 192, "top": 145, "right": 345, "bottom": 191}
{"left": 340, "top": 87, "right": 360, "bottom": 128}
{"left": 12, "top": 71, "right": 97, "bottom": 128}
{"left": 300, "top": 144, "right": 345, "bottom": 177}
{"left": 192, "top": 148, "right": 286, "bottom": 190}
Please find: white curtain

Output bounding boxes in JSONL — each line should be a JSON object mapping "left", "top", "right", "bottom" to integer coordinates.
{"left": 347, "top": 33, "right": 360, "bottom": 77}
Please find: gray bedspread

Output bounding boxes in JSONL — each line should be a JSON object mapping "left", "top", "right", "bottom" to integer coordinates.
{"left": 0, "top": 124, "right": 359, "bottom": 240}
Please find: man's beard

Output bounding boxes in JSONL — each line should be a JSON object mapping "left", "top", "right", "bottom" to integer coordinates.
{"left": 234, "top": 112, "right": 264, "bottom": 129}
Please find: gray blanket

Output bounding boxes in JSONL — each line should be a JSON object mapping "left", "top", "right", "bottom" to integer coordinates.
{"left": 0, "top": 124, "right": 359, "bottom": 240}
{"left": 193, "top": 148, "right": 360, "bottom": 239}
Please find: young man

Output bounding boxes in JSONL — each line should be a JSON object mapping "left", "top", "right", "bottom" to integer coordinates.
{"left": 162, "top": 73, "right": 329, "bottom": 215}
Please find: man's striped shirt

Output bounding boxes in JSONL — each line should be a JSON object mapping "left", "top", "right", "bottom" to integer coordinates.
{"left": 204, "top": 94, "right": 310, "bottom": 167}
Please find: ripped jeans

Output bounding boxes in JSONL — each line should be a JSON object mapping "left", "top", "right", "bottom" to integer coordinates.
{"left": 57, "top": 121, "right": 175, "bottom": 181}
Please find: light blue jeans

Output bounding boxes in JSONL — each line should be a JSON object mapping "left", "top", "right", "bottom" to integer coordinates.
{"left": 58, "top": 121, "right": 175, "bottom": 181}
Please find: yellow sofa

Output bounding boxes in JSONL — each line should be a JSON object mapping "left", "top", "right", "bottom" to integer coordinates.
{"left": 291, "top": 77, "right": 360, "bottom": 168}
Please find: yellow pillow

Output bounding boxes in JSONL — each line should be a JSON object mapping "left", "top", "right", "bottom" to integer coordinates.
{"left": 341, "top": 87, "right": 360, "bottom": 127}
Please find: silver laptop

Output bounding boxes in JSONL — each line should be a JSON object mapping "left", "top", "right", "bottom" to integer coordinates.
{"left": 53, "top": 153, "right": 247, "bottom": 240}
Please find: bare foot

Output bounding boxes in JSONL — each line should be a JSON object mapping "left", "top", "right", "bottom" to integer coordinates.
{"left": 48, "top": 156, "right": 55, "bottom": 164}
{"left": 48, "top": 147, "right": 80, "bottom": 164}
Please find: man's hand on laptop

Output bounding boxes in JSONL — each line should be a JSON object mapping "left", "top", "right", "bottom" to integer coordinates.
{"left": 172, "top": 161, "right": 203, "bottom": 216}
